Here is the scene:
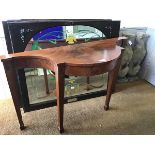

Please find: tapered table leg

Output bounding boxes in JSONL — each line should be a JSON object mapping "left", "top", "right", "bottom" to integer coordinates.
{"left": 104, "top": 57, "right": 122, "bottom": 111}
{"left": 86, "top": 76, "right": 90, "bottom": 91}
{"left": 55, "top": 63, "right": 65, "bottom": 133}
{"left": 3, "top": 60, "right": 26, "bottom": 130}
{"left": 43, "top": 69, "right": 50, "bottom": 94}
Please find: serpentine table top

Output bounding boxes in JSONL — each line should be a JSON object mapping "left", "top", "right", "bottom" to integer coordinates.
{"left": 1, "top": 38, "right": 123, "bottom": 67}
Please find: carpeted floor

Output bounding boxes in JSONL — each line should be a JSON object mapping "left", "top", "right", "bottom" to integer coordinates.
{"left": 0, "top": 80, "right": 155, "bottom": 135}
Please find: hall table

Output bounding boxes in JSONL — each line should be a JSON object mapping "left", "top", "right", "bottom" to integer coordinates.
{"left": 0, "top": 37, "right": 124, "bottom": 133}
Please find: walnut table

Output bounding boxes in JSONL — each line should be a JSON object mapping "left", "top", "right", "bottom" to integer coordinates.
{"left": 0, "top": 38, "right": 124, "bottom": 133}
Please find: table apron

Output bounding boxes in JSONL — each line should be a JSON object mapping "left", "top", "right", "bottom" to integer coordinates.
{"left": 5, "top": 57, "right": 55, "bottom": 71}
{"left": 65, "top": 59, "right": 119, "bottom": 76}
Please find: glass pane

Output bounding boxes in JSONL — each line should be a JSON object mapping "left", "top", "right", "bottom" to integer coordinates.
{"left": 73, "top": 25, "right": 105, "bottom": 39}
{"left": 25, "top": 69, "right": 108, "bottom": 104}
{"left": 25, "top": 68, "right": 56, "bottom": 104}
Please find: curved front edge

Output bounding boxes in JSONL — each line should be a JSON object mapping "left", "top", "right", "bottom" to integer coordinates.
{"left": 65, "top": 58, "right": 120, "bottom": 76}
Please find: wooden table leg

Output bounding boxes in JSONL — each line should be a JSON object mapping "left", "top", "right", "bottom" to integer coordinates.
{"left": 3, "top": 61, "right": 26, "bottom": 130}
{"left": 55, "top": 63, "right": 65, "bottom": 133}
{"left": 43, "top": 69, "right": 50, "bottom": 94}
{"left": 86, "top": 76, "right": 90, "bottom": 91}
{"left": 104, "top": 58, "right": 121, "bottom": 111}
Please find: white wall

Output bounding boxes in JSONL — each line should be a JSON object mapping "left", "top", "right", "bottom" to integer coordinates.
{"left": 140, "top": 28, "right": 155, "bottom": 85}
{"left": 0, "top": 0, "right": 155, "bottom": 28}
{"left": 0, "top": 0, "right": 155, "bottom": 99}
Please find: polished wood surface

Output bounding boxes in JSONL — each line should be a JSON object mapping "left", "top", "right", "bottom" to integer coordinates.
{"left": 1, "top": 38, "right": 122, "bottom": 65}
{"left": 1, "top": 37, "right": 124, "bottom": 133}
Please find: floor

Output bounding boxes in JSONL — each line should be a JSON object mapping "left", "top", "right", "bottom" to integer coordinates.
{"left": 0, "top": 80, "right": 155, "bottom": 135}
